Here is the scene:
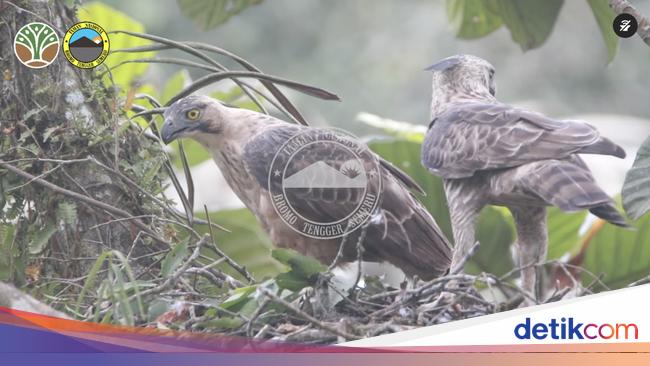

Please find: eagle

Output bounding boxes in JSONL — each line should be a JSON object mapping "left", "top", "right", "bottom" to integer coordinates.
{"left": 161, "top": 95, "right": 451, "bottom": 280}
{"left": 421, "top": 55, "right": 628, "bottom": 301}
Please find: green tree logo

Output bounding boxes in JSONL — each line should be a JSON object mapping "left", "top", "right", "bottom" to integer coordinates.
{"left": 13, "top": 22, "right": 60, "bottom": 69}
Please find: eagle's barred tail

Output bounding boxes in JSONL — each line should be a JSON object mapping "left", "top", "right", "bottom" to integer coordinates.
{"left": 523, "top": 157, "right": 629, "bottom": 227}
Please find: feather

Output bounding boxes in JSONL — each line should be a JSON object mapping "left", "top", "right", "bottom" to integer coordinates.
{"left": 422, "top": 102, "right": 626, "bottom": 179}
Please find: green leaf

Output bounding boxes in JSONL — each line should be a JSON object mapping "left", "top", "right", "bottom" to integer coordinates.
{"left": 271, "top": 248, "right": 326, "bottom": 279}
{"left": 446, "top": 0, "right": 503, "bottom": 39}
{"left": 582, "top": 214, "right": 650, "bottom": 289}
{"left": 198, "top": 209, "right": 284, "bottom": 279}
{"left": 274, "top": 272, "right": 310, "bottom": 292}
{"left": 270, "top": 248, "right": 326, "bottom": 291}
{"left": 586, "top": 0, "right": 619, "bottom": 62}
{"left": 0, "top": 224, "right": 15, "bottom": 253}
{"left": 28, "top": 223, "right": 57, "bottom": 254}
{"left": 547, "top": 208, "right": 587, "bottom": 259}
{"left": 78, "top": 2, "right": 155, "bottom": 90}
{"left": 220, "top": 285, "right": 257, "bottom": 310}
{"left": 465, "top": 206, "right": 515, "bottom": 276}
{"left": 76, "top": 250, "right": 112, "bottom": 312}
{"left": 0, "top": 224, "right": 16, "bottom": 281}
{"left": 56, "top": 201, "right": 78, "bottom": 226}
{"left": 111, "top": 262, "right": 135, "bottom": 325}
{"left": 622, "top": 135, "right": 650, "bottom": 220}
{"left": 177, "top": 0, "right": 264, "bottom": 30}
{"left": 111, "top": 250, "right": 145, "bottom": 319}
{"left": 161, "top": 241, "right": 189, "bottom": 277}
{"left": 162, "top": 70, "right": 192, "bottom": 105}
{"left": 493, "top": 0, "right": 564, "bottom": 51}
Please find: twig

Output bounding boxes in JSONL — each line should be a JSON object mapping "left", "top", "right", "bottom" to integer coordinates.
{"left": 139, "top": 234, "right": 210, "bottom": 297}
{"left": 246, "top": 298, "right": 270, "bottom": 337}
{"left": 204, "top": 205, "right": 255, "bottom": 282}
{"left": 259, "top": 287, "right": 360, "bottom": 341}
{"left": 0, "top": 159, "right": 167, "bottom": 244}
{"left": 450, "top": 241, "right": 480, "bottom": 275}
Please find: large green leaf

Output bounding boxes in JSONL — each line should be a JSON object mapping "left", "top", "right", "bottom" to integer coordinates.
{"left": 547, "top": 207, "right": 587, "bottom": 260}
{"left": 162, "top": 70, "right": 192, "bottom": 106}
{"left": 177, "top": 0, "right": 264, "bottom": 31}
{"left": 78, "top": 3, "right": 155, "bottom": 90}
{"left": 493, "top": 0, "right": 564, "bottom": 51}
{"left": 219, "top": 285, "right": 257, "bottom": 310}
{"left": 160, "top": 240, "right": 189, "bottom": 277}
{"left": 446, "top": 0, "right": 503, "bottom": 39}
{"left": 586, "top": 0, "right": 619, "bottom": 63}
{"left": 622, "top": 135, "right": 650, "bottom": 220}
{"left": 271, "top": 248, "right": 326, "bottom": 291}
{"left": 465, "top": 207, "right": 515, "bottom": 276}
{"left": 28, "top": 223, "right": 57, "bottom": 255}
{"left": 582, "top": 214, "right": 650, "bottom": 289}
{"left": 271, "top": 248, "right": 325, "bottom": 279}
{"left": 0, "top": 224, "right": 17, "bottom": 281}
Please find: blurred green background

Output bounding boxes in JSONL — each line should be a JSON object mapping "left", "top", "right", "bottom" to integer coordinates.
{"left": 104, "top": 0, "right": 650, "bottom": 129}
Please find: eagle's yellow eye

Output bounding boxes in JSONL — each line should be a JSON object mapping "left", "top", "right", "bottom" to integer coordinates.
{"left": 186, "top": 109, "right": 200, "bottom": 120}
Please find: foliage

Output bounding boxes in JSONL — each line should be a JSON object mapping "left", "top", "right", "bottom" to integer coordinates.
{"left": 78, "top": 2, "right": 155, "bottom": 90}
{"left": 583, "top": 213, "right": 650, "bottom": 289}
{"left": 586, "top": 0, "right": 620, "bottom": 62}
{"left": 622, "top": 136, "right": 650, "bottom": 220}
{"left": 177, "top": 0, "right": 264, "bottom": 31}
{"left": 272, "top": 248, "right": 326, "bottom": 291}
{"left": 446, "top": 0, "right": 502, "bottom": 39}
{"left": 199, "top": 209, "right": 284, "bottom": 279}
{"left": 445, "top": 0, "right": 619, "bottom": 62}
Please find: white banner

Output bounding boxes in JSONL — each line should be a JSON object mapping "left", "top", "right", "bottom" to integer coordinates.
{"left": 344, "top": 284, "right": 650, "bottom": 346}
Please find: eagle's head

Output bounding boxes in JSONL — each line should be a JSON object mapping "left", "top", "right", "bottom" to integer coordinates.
{"left": 426, "top": 54, "right": 497, "bottom": 100}
{"left": 161, "top": 95, "right": 224, "bottom": 144}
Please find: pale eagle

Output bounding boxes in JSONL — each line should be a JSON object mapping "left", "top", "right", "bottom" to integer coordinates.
{"left": 161, "top": 95, "right": 451, "bottom": 280}
{"left": 421, "top": 55, "right": 628, "bottom": 301}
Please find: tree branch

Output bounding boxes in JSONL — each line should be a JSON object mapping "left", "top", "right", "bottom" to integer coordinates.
{"left": 0, "top": 159, "right": 168, "bottom": 245}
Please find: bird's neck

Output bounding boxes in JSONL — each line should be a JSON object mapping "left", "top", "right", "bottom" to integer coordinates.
{"left": 430, "top": 86, "right": 496, "bottom": 119}
{"left": 193, "top": 108, "right": 268, "bottom": 151}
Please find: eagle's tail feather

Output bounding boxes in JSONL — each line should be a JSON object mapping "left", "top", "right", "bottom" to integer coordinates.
{"left": 589, "top": 204, "right": 630, "bottom": 228}
{"left": 523, "top": 157, "right": 629, "bottom": 227}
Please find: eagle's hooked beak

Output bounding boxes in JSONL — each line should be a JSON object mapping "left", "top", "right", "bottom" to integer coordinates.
{"left": 161, "top": 118, "right": 188, "bottom": 144}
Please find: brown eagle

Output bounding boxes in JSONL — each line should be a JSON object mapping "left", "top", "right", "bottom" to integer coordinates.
{"left": 421, "top": 55, "right": 628, "bottom": 301}
{"left": 161, "top": 95, "right": 451, "bottom": 280}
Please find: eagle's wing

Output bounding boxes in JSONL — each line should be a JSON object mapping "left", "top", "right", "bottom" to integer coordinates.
{"left": 244, "top": 125, "right": 370, "bottom": 222}
{"left": 422, "top": 102, "right": 626, "bottom": 179}
{"left": 244, "top": 125, "right": 451, "bottom": 278}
